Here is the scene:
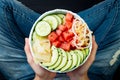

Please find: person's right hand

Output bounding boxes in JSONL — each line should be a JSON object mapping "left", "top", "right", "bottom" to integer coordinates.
{"left": 24, "top": 38, "right": 56, "bottom": 80}
{"left": 67, "top": 36, "right": 98, "bottom": 80}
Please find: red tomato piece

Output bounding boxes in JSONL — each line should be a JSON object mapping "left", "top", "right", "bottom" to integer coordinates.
{"left": 65, "top": 21, "right": 73, "bottom": 29}
{"left": 60, "top": 43, "right": 71, "bottom": 51}
{"left": 58, "top": 25, "right": 67, "bottom": 31}
{"left": 66, "top": 37, "right": 73, "bottom": 42}
{"left": 52, "top": 40, "right": 61, "bottom": 47}
{"left": 65, "top": 13, "right": 74, "bottom": 22}
{"left": 62, "top": 31, "right": 74, "bottom": 41}
{"left": 56, "top": 29, "right": 62, "bottom": 36}
{"left": 58, "top": 36, "right": 65, "bottom": 42}
{"left": 48, "top": 31, "right": 58, "bottom": 42}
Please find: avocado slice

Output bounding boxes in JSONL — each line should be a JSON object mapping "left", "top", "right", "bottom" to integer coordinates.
{"left": 69, "top": 51, "right": 78, "bottom": 70}
{"left": 54, "top": 48, "right": 68, "bottom": 71}
{"left": 60, "top": 52, "right": 72, "bottom": 72}
{"left": 48, "top": 49, "right": 62, "bottom": 70}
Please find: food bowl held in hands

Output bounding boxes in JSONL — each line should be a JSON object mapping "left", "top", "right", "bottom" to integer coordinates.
{"left": 29, "top": 9, "right": 92, "bottom": 73}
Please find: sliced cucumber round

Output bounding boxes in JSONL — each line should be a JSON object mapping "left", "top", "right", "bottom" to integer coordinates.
{"left": 57, "top": 14, "right": 65, "bottom": 24}
{"left": 53, "top": 15, "right": 62, "bottom": 25}
{"left": 43, "top": 15, "right": 58, "bottom": 30}
{"left": 35, "top": 21, "right": 51, "bottom": 36}
{"left": 57, "top": 14, "right": 65, "bottom": 19}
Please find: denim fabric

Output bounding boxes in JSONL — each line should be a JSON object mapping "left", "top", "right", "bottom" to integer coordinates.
{"left": 78, "top": 0, "right": 120, "bottom": 80}
{"left": 0, "top": 0, "right": 120, "bottom": 80}
{"left": 0, "top": 0, "right": 39, "bottom": 80}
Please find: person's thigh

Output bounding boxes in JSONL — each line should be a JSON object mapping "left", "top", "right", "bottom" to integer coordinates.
{"left": 78, "top": 0, "right": 120, "bottom": 80}
{"left": 0, "top": 0, "right": 40, "bottom": 80}
{"left": 77, "top": 0, "right": 115, "bottom": 45}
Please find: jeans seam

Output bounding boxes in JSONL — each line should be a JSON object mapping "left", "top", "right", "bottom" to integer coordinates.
{"left": 0, "top": 0, "right": 18, "bottom": 43}
{"left": 3, "top": 6, "right": 25, "bottom": 48}
{"left": 13, "top": 8, "right": 35, "bottom": 24}
{"left": 98, "top": 0, "right": 119, "bottom": 48}
{"left": 3, "top": 6, "right": 18, "bottom": 41}
{"left": 5, "top": 0, "right": 36, "bottom": 23}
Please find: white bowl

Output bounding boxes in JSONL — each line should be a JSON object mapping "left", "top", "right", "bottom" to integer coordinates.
{"left": 29, "top": 9, "right": 92, "bottom": 73}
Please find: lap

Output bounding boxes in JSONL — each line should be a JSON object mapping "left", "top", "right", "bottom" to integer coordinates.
{"left": 0, "top": 0, "right": 120, "bottom": 80}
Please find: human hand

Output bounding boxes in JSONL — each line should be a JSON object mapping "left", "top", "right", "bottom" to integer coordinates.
{"left": 67, "top": 36, "right": 98, "bottom": 80}
{"left": 24, "top": 38, "right": 56, "bottom": 80}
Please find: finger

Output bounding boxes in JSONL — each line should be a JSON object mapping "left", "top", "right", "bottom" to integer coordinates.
{"left": 85, "top": 36, "right": 98, "bottom": 65}
{"left": 91, "top": 36, "right": 98, "bottom": 56}
{"left": 24, "top": 38, "right": 30, "bottom": 55}
{"left": 24, "top": 38, "right": 33, "bottom": 63}
{"left": 89, "top": 36, "right": 98, "bottom": 62}
{"left": 48, "top": 73, "right": 56, "bottom": 80}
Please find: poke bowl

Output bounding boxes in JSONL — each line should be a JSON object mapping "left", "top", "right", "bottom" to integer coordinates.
{"left": 29, "top": 9, "right": 92, "bottom": 73}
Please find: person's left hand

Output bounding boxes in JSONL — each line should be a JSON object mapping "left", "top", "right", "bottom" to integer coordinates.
{"left": 24, "top": 38, "right": 56, "bottom": 80}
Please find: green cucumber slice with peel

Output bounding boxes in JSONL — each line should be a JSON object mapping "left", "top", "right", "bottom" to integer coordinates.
{"left": 57, "top": 14, "right": 65, "bottom": 24}
{"left": 35, "top": 21, "right": 51, "bottom": 36}
{"left": 85, "top": 48, "right": 89, "bottom": 56}
{"left": 82, "top": 49, "right": 87, "bottom": 59}
{"left": 53, "top": 15, "right": 62, "bottom": 25}
{"left": 43, "top": 15, "right": 58, "bottom": 30}
{"left": 57, "top": 14, "right": 65, "bottom": 19}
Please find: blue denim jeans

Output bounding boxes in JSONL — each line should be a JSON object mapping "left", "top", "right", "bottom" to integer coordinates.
{"left": 0, "top": 0, "right": 120, "bottom": 80}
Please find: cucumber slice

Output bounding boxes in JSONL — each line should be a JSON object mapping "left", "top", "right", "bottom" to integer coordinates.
{"left": 57, "top": 14, "right": 65, "bottom": 19}
{"left": 35, "top": 21, "right": 51, "bottom": 36}
{"left": 57, "top": 14, "right": 65, "bottom": 24}
{"left": 43, "top": 15, "right": 58, "bottom": 30}
{"left": 85, "top": 48, "right": 89, "bottom": 56}
{"left": 53, "top": 15, "right": 62, "bottom": 25}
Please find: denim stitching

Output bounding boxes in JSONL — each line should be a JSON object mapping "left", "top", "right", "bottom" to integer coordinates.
{"left": 0, "top": 0, "right": 16, "bottom": 41}
{"left": 3, "top": 6, "right": 25, "bottom": 48}
{"left": 98, "top": 1, "right": 119, "bottom": 48}
{"left": 12, "top": 8, "right": 35, "bottom": 24}
{"left": 3, "top": 0, "right": 35, "bottom": 23}
{"left": 13, "top": 0, "right": 36, "bottom": 24}
{"left": 3, "top": 6, "right": 17, "bottom": 41}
